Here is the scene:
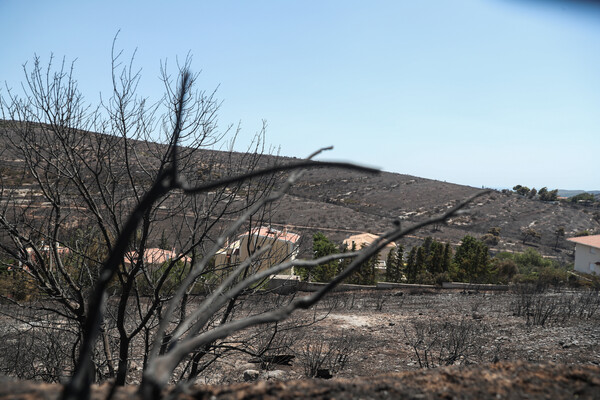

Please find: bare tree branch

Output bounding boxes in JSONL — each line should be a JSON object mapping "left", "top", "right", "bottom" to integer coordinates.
{"left": 139, "top": 191, "right": 489, "bottom": 396}
{"left": 1, "top": 45, "right": 489, "bottom": 400}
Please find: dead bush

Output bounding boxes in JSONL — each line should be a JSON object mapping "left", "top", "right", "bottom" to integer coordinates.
{"left": 403, "top": 318, "right": 484, "bottom": 368}
{"left": 371, "top": 292, "right": 389, "bottom": 311}
{"left": 511, "top": 285, "right": 600, "bottom": 326}
{"left": 0, "top": 306, "right": 79, "bottom": 382}
{"left": 296, "top": 331, "right": 355, "bottom": 378}
{"left": 571, "top": 288, "right": 600, "bottom": 319}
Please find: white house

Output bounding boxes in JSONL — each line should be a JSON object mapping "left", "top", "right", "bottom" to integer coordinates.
{"left": 567, "top": 235, "right": 600, "bottom": 275}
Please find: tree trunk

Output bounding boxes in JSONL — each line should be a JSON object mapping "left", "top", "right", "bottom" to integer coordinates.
{"left": 101, "top": 325, "right": 115, "bottom": 378}
{"left": 115, "top": 337, "right": 130, "bottom": 386}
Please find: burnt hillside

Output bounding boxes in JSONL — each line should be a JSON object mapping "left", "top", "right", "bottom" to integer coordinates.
{"left": 1, "top": 122, "right": 598, "bottom": 261}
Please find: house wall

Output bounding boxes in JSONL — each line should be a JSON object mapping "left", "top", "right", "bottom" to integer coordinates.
{"left": 214, "top": 252, "right": 230, "bottom": 270}
{"left": 214, "top": 234, "right": 296, "bottom": 277}
{"left": 214, "top": 250, "right": 237, "bottom": 280}
{"left": 342, "top": 239, "right": 396, "bottom": 267}
{"left": 239, "top": 234, "right": 295, "bottom": 274}
{"left": 573, "top": 243, "right": 600, "bottom": 275}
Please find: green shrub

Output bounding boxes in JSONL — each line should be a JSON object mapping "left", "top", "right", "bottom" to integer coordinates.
{"left": 493, "top": 259, "right": 518, "bottom": 283}
{"left": 512, "top": 273, "right": 539, "bottom": 285}
{"left": 481, "top": 233, "right": 499, "bottom": 246}
{"left": 574, "top": 230, "right": 591, "bottom": 237}
{"left": 537, "top": 267, "right": 569, "bottom": 286}
{"left": 512, "top": 248, "right": 555, "bottom": 274}
{"left": 415, "top": 270, "right": 435, "bottom": 285}
{"left": 500, "top": 249, "right": 573, "bottom": 287}
{"left": 434, "top": 272, "right": 450, "bottom": 286}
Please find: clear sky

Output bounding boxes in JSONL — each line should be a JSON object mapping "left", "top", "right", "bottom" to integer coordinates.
{"left": 1, "top": 0, "right": 599, "bottom": 190}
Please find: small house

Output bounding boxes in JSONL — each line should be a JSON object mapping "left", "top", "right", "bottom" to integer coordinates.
{"left": 567, "top": 235, "right": 600, "bottom": 275}
{"left": 342, "top": 232, "right": 397, "bottom": 267}
{"left": 214, "top": 226, "right": 301, "bottom": 276}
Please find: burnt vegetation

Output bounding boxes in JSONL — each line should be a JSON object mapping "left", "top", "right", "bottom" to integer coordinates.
{"left": 0, "top": 46, "right": 599, "bottom": 400}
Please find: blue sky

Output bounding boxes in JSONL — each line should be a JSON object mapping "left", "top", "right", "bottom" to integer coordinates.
{"left": 1, "top": 1, "right": 599, "bottom": 190}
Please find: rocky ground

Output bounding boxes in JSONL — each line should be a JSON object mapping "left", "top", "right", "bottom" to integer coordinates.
{"left": 221, "top": 288, "right": 600, "bottom": 383}
{"left": 2, "top": 288, "right": 600, "bottom": 399}
{"left": 2, "top": 361, "right": 600, "bottom": 399}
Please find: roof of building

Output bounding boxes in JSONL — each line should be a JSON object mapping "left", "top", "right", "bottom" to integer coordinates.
{"left": 343, "top": 232, "right": 397, "bottom": 249}
{"left": 567, "top": 235, "right": 600, "bottom": 249}
{"left": 244, "top": 226, "right": 301, "bottom": 244}
{"left": 124, "top": 248, "right": 191, "bottom": 264}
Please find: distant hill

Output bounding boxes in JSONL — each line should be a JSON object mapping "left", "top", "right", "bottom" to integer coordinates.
{"left": 557, "top": 189, "right": 600, "bottom": 198}
{"left": 273, "top": 169, "right": 599, "bottom": 261}
{"left": 1, "top": 123, "right": 598, "bottom": 262}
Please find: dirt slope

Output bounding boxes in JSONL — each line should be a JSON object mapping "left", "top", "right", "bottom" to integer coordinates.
{"left": 2, "top": 362, "right": 599, "bottom": 399}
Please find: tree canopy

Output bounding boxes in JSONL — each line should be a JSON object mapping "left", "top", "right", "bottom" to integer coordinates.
{"left": 452, "top": 235, "right": 490, "bottom": 282}
{"left": 296, "top": 232, "right": 340, "bottom": 282}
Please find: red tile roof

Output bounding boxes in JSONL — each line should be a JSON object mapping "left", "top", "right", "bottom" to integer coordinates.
{"left": 246, "top": 226, "right": 301, "bottom": 244}
{"left": 567, "top": 235, "right": 600, "bottom": 249}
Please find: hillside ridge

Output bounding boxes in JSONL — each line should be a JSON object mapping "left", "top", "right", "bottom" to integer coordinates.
{"left": 1, "top": 123, "right": 598, "bottom": 261}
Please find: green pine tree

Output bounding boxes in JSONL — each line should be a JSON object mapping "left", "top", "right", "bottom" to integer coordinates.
{"left": 415, "top": 246, "right": 425, "bottom": 275}
{"left": 442, "top": 243, "right": 452, "bottom": 273}
{"left": 296, "top": 232, "right": 339, "bottom": 282}
{"left": 422, "top": 236, "right": 433, "bottom": 257}
{"left": 453, "top": 235, "right": 491, "bottom": 282}
{"left": 349, "top": 245, "right": 377, "bottom": 285}
{"left": 428, "top": 241, "right": 444, "bottom": 275}
{"left": 387, "top": 245, "right": 404, "bottom": 282}
{"left": 385, "top": 247, "right": 397, "bottom": 282}
{"left": 406, "top": 246, "right": 418, "bottom": 283}
{"left": 396, "top": 245, "right": 404, "bottom": 281}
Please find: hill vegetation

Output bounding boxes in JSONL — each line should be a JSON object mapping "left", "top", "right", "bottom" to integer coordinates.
{"left": 2, "top": 121, "right": 599, "bottom": 265}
